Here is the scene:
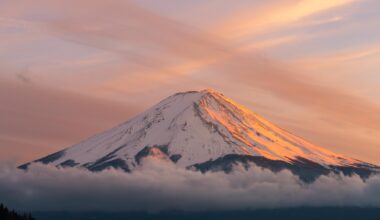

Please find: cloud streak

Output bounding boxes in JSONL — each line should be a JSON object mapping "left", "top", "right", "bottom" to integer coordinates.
{"left": 1, "top": 159, "right": 380, "bottom": 212}
{"left": 214, "top": 0, "right": 355, "bottom": 38}
{"left": 5, "top": 0, "right": 378, "bottom": 132}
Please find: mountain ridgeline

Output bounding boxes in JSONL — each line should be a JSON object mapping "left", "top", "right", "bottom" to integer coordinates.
{"left": 20, "top": 89, "right": 380, "bottom": 182}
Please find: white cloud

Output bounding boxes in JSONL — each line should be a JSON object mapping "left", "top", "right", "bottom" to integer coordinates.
{"left": 1, "top": 159, "right": 380, "bottom": 212}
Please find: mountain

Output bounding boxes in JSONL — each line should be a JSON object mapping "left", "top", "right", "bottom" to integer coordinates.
{"left": 20, "top": 89, "right": 379, "bottom": 181}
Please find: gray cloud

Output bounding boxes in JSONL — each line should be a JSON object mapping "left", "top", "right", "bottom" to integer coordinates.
{"left": 1, "top": 159, "right": 380, "bottom": 212}
{"left": 15, "top": 70, "right": 32, "bottom": 84}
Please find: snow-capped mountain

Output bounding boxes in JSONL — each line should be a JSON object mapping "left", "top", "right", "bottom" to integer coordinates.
{"left": 20, "top": 89, "right": 379, "bottom": 181}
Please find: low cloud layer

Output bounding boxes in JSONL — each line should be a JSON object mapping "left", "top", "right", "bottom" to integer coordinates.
{"left": 1, "top": 159, "right": 380, "bottom": 212}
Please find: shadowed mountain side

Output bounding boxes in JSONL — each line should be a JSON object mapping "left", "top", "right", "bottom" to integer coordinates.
{"left": 191, "top": 154, "right": 376, "bottom": 182}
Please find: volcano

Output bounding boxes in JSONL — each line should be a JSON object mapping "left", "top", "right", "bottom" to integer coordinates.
{"left": 20, "top": 89, "right": 379, "bottom": 181}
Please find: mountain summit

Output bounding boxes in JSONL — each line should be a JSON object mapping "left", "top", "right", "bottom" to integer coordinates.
{"left": 21, "top": 89, "right": 379, "bottom": 181}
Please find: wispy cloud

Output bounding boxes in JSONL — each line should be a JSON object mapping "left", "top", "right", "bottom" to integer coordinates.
{"left": 214, "top": 0, "right": 355, "bottom": 38}
{"left": 14, "top": 0, "right": 379, "bottom": 131}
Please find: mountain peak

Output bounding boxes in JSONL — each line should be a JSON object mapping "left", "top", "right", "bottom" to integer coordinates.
{"left": 21, "top": 89, "right": 379, "bottom": 179}
{"left": 200, "top": 88, "right": 223, "bottom": 95}
{"left": 154, "top": 88, "right": 227, "bottom": 115}
{"left": 169, "top": 88, "right": 223, "bottom": 99}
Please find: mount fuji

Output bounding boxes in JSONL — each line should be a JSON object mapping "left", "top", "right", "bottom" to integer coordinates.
{"left": 20, "top": 89, "right": 379, "bottom": 181}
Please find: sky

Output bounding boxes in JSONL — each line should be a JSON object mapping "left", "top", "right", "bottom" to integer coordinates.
{"left": 0, "top": 0, "right": 380, "bottom": 164}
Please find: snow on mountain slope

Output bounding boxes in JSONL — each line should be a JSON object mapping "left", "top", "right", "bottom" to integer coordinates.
{"left": 21, "top": 89, "right": 379, "bottom": 175}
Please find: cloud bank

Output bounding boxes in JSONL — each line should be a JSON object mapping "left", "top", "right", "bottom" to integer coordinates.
{"left": 1, "top": 159, "right": 380, "bottom": 212}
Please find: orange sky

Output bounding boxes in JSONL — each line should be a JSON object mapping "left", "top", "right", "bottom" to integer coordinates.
{"left": 0, "top": 0, "right": 380, "bottom": 164}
